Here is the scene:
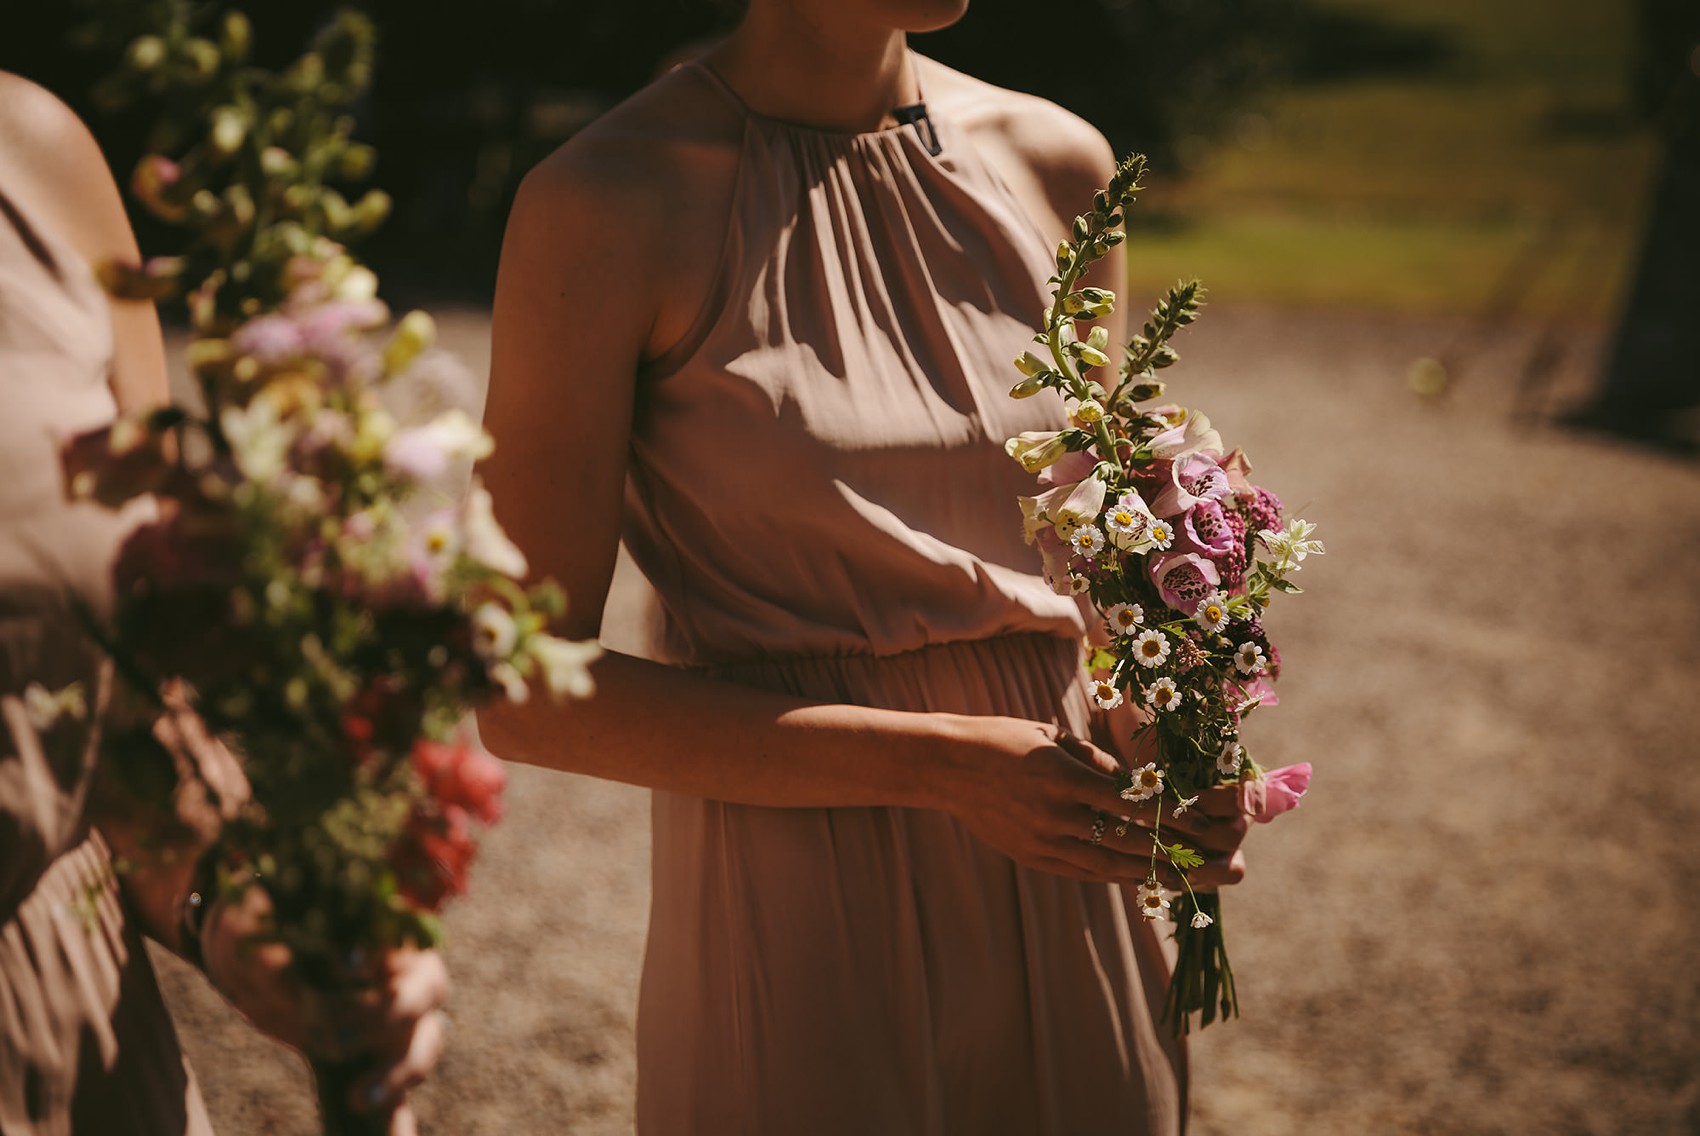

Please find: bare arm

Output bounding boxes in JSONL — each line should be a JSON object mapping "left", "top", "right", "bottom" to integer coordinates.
{"left": 478, "top": 146, "right": 978, "bottom": 811}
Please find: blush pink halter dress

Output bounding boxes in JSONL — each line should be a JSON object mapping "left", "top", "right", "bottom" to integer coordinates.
{"left": 618, "top": 58, "right": 1186, "bottom": 1135}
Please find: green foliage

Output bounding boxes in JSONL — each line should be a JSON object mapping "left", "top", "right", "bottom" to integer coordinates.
{"left": 1162, "top": 842, "right": 1206, "bottom": 871}
{"left": 77, "top": 0, "right": 387, "bottom": 330}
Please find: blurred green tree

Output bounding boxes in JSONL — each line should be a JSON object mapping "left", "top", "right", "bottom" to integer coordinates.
{"left": 3, "top": 0, "right": 1450, "bottom": 301}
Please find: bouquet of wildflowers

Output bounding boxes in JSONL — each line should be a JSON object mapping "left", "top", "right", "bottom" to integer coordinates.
{"left": 62, "top": 7, "right": 599, "bottom": 1130}
{"left": 1005, "top": 155, "right": 1320, "bottom": 1032}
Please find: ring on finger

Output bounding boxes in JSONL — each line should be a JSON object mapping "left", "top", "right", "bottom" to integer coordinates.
{"left": 1088, "top": 811, "right": 1108, "bottom": 845}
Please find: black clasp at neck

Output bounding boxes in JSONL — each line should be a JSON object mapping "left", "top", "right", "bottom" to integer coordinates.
{"left": 892, "top": 102, "right": 943, "bottom": 157}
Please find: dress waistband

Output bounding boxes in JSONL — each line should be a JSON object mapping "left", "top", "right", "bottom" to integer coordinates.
{"left": 695, "top": 632, "right": 1087, "bottom": 720}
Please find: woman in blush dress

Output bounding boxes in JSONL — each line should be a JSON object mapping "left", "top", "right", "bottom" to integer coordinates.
{"left": 0, "top": 72, "right": 447, "bottom": 1136}
{"left": 479, "top": 3, "right": 1255, "bottom": 1132}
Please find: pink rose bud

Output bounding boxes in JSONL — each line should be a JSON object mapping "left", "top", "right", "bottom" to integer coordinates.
{"left": 1240, "top": 763, "right": 1312, "bottom": 823}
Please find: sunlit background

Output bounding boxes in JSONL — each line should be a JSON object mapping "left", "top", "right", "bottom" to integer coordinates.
{"left": 5, "top": 2, "right": 1697, "bottom": 1133}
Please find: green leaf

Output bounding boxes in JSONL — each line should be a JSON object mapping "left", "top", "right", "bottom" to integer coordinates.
{"left": 1163, "top": 842, "right": 1205, "bottom": 870}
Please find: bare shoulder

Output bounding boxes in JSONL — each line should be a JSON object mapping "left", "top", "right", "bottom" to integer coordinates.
{"left": 0, "top": 71, "right": 95, "bottom": 159}
{"left": 0, "top": 73, "right": 127, "bottom": 233}
{"left": 501, "top": 63, "right": 744, "bottom": 359}
{"left": 921, "top": 59, "right": 1116, "bottom": 238}
{"left": 508, "top": 62, "right": 742, "bottom": 260}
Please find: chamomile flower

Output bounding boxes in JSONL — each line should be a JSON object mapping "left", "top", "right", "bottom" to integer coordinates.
{"left": 1136, "top": 879, "right": 1170, "bottom": 921}
{"left": 1144, "top": 676, "right": 1181, "bottom": 712}
{"left": 1217, "top": 740, "right": 1244, "bottom": 776}
{"left": 1121, "top": 762, "right": 1165, "bottom": 802}
{"left": 1090, "top": 680, "right": 1123, "bottom": 710}
{"left": 1104, "top": 494, "right": 1154, "bottom": 549}
{"left": 1070, "top": 524, "right": 1108, "bottom": 560}
{"left": 1234, "top": 641, "right": 1267, "bottom": 675}
{"left": 1193, "top": 591, "right": 1231, "bottom": 634}
{"left": 1190, "top": 911, "right": 1214, "bottom": 929}
{"left": 1132, "top": 629, "right": 1170, "bottom": 668}
{"left": 1105, "top": 602, "right": 1145, "bottom": 636}
{"left": 1173, "top": 794, "right": 1199, "bottom": 816}
{"left": 1146, "top": 518, "right": 1175, "bottom": 551}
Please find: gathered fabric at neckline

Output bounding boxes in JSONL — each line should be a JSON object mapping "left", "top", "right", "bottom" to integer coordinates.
{"left": 683, "top": 56, "right": 940, "bottom": 150}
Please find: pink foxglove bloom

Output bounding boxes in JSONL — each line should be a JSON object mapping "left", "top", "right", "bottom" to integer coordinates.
{"left": 1151, "top": 451, "right": 1229, "bottom": 518}
{"left": 1034, "top": 528, "right": 1075, "bottom": 596}
{"left": 1151, "top": 551, "right": 1220, "bottom": 611}
{"left": 383, "top": 409, "right": 494, "bottom": 484}
{"left": 1178, "top": 499, "right": 1236, "bottom": 558}
{"left": 1239, "top": 763, "right": 1312, "bottom": 823}
{"left": 1147, "top": 410, "right": 1223, "bottom": 461}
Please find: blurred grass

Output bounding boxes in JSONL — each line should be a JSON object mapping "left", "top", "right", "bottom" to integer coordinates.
{"left": 1125, "top": 0, "right": 1661, "bottom": 322}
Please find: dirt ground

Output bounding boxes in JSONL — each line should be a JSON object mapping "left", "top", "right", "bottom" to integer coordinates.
{"left": 153, "top": 306, "right": 1700, "bottom": 1135}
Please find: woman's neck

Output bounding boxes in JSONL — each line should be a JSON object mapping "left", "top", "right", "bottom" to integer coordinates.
{"left": 711, "top": 6, "right": 920, "bottom": 133}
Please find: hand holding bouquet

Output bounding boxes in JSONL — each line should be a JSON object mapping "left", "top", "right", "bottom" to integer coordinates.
{"left": 1006, "top": 155, "right": 1321, "bottom": 1032}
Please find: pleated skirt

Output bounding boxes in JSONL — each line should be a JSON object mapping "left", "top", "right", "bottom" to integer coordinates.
{"left": 636, "top": 633, "right": 1186, "bottom": 1136}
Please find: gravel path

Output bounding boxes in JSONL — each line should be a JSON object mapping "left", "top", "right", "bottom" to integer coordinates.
{"left": 154, "top": 306, "right": 1700, "bottom": 1135}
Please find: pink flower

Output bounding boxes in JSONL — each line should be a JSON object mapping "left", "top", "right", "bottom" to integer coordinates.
{"left": 1151, "top": 551, "right": 1219, "bottom": 612}
{"left": 1147, "top": 410, "right": 1223, "bottom": 460}
{"left": 1219, "top": 447, "right": 1256, "bottom": 500}
{"left": 1034, "top": 528, "right": 1076, "bottom": 596}
{"left": 382, "top": 410, "right": 492, "bottom": 484}
{"left": 1239, "top": 763, "right": 1312, "bottom": 823}
{"left": 411, "top": 737, "right": 506, "bottom": 825}
{"left": 1151, "top": 452, "right": 1229, "bottom": 518}
{"left": 295, "top": 298, "right": 389, "bottom": 346}
{"left": 1240, "top": 486, "right": 1283, "bottom": 538}
{"left": 1178, "top": 500, "right": 1236, "bottom": 558}
{"left": 231, "top": 314, "right": 306, "bottom": 365}
{"left": 392, "top": 804, "right": 477, "bottom": 911}
{"left": 1230, "top": 675, "right": 1281, "bottom": 713}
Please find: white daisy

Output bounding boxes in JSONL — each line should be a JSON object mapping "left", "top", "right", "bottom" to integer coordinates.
{"left": 1190, "top": 911, "right": 1214, "bottom": 929}
{"left": 1217, "top": 740, "right": 1243, "bottom": 776}
{"left": 1146, "top": 518, "right": 1175, "bottom": 551}
{"left": 1090, "top": 680, "right": 1123, "bottom": 710}
{"left": 1069, "top": 523, "right": 1108, "bottom": 560}
{"left": 1121, "top": 762, "right": 1165, "bottom": 803}
{"left": 1145, "top": 676, "right": 1181, "bottom": 712}
{"left": 1103, "top": 494, "right": 1154, "bottom": 549}
{"left": 1234, "top": 641, "right": 1267, "bottom": 675}
{"left": 1193, "top": 591, "right": 1231, "bottom": 634}
{"left": 1136, "top": 879, "right": 1170, "bottom": 921}
{"left": 1105, "top": 602, "right": 1145, "bottom": 636}
{"left": 1132, "top": 629, "right": 1170, "bottom": 669}
{"left": 1173, "top": 794, "right": 1199, "bottom": 816}
{"left": 1070, "top": 574, "right": 1091, "bottom": 595}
